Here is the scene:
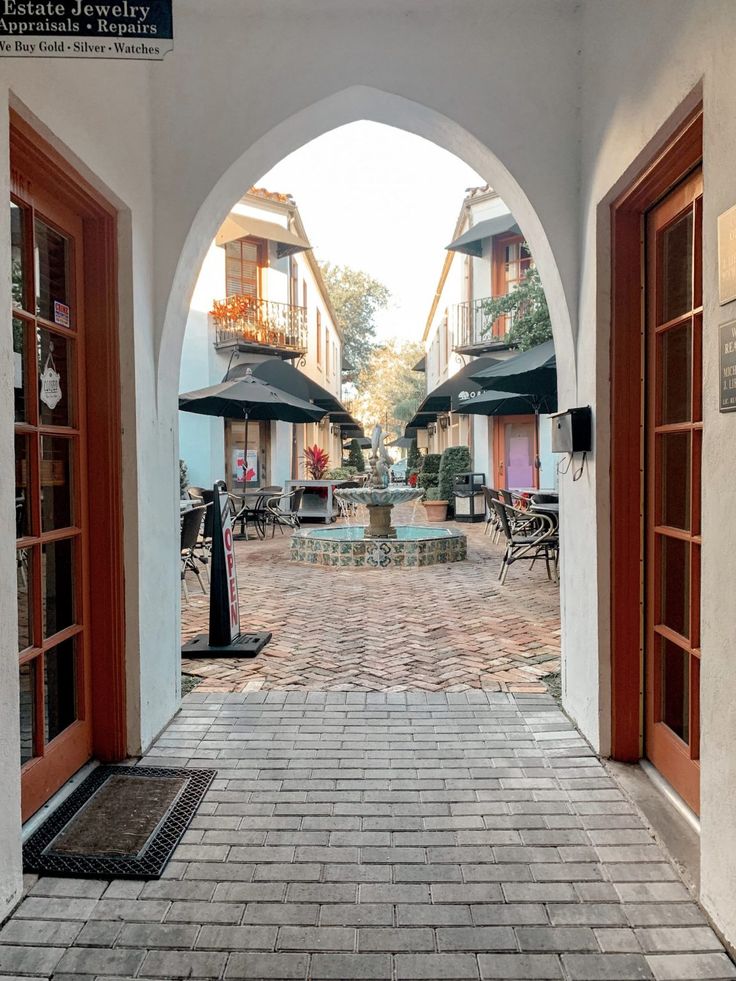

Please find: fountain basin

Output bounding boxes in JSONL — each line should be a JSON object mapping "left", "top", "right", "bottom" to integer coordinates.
{"left": 290, "top": 525, "right": 467, "bottom": 568}
{"left": 334, "top": 486, "right": 423, "bottom": 539}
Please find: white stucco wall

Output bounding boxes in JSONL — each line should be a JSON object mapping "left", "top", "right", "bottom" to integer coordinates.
{"left": 0, "top": 61, "right": 167, "bottom": 919}
{"left": 575, "top": 0, "right": 736, "bottom": 944}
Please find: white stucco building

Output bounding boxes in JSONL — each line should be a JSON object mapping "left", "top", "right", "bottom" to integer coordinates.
{"left": 179, "top": 188, "right": 345, "bottom": 494}
{"left": 416, "top": 185, "right": 555, "bottom": 490}
{"left": 3, "top": 0, "right": 736, "bottom": 953}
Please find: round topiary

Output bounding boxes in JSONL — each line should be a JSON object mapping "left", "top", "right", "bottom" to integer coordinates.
{"left": 438, "top": 445, "right": 472, "bottom": 514}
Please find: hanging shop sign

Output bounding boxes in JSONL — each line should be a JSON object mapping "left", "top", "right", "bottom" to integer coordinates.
{"left": 39, "top": 347, "right": 62, "bottom": 410}
{"left": 720, "top": 320, "right": 736, "bottom": 412}
{"left": 0, "top": 0, "right": 173, "bottom": 60}
{"left": 718, "top": 205, "right": 736, "bottom": 306}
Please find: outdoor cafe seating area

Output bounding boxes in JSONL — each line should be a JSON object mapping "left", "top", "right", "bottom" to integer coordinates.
{"left": 482, "top": 485, "right": 559, "bottom": 585}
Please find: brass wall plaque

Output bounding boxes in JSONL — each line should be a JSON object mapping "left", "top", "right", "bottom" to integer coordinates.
{"left": 718, "top": 205, "right": 736, "bottom": 305}
{"left": 720, "top": 320, "right": 736, "bottom": 412}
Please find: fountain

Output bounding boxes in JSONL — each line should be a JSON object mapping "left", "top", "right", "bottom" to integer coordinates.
{"left": 290, "top": 426, "right": 467, "bottom": 568}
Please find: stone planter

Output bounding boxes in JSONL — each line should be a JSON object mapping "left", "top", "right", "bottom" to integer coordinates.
{"left": 423, "top": 500, "right": 449, "bottom": 522}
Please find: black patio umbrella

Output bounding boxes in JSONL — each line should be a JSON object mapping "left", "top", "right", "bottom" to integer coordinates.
{"left": 343, "top": 436, "right": 371, "bottom": 449}
{"left": 179, "top": 369, "right": 326, "bottom": 482}
{"left": 469, "top": 340, "right": 556, "bottom": 401}
{"left": 451, "top": 388, "right": 558, "bottom": 416}
{"left": 385, "top": 436, "right": 415, "bottom": 449}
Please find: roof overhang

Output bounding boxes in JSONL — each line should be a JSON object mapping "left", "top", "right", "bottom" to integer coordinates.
{"left": 216, "top": 214, "right": 312, "bottom": 257}
{"left": 446, "top": 215, "right": 521, "bottom": 257}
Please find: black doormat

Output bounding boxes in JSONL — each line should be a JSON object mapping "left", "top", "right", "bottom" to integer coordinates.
{"left": 23, "top": 765, "right": 216, "bottom": 879}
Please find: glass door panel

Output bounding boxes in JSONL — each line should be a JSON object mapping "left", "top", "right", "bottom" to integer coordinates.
{"left": 504, "top": 420, "right": 535, "bottom": 489}
{"left": 12, "top": 185, "right": 92, "bottom": 821}
{"left": 645, "top": 168, "right": 702, "bottom": 814}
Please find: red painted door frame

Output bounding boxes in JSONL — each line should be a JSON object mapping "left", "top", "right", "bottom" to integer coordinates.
{"left": 609, "top": 107, "right": 702, "bottom": 762}
{"left": 11, "top": 113, "right": 126, "bottom": 816}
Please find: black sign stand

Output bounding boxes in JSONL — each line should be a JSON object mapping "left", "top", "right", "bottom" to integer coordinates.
{"left": 181, "top": 481, "right": 271, "bottom": 658}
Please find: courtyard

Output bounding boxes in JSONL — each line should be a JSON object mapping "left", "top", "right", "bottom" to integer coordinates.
{"left": 181, "top": 513, "right": 561, "bottom": 695}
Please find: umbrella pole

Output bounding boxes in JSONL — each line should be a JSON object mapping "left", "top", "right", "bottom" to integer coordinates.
{"left": 243, "top": 410, "right": 249, "bottom": 486}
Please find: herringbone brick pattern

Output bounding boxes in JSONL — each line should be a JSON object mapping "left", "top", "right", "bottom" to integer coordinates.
{"left": 181, "top": 511, "right": 560, "bottom": 694}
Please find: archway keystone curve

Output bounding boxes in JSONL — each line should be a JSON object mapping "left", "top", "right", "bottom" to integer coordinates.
{"left": 156, "top": 85, "right": 576, "bottom": 407}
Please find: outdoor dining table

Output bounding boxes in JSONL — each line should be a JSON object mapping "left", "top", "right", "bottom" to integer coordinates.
{"left": 232, "top": 485, "right": 283, "bottom": 539}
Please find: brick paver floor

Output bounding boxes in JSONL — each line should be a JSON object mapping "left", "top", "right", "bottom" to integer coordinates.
{"left": 6, "top": 691, "right": 733, "bottom": 980}
{"left": 181, "top": 511, "right": 561, "bottom": 694}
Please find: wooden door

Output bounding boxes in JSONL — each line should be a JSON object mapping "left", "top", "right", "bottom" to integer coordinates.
{"left": 644, "top": 167, "right": 702, "bottom": 813}
{"left": 14, "top": 181, "right": 93, "bottom": 819}
{"left": 493, "top": 415, "right": 538, "bottom": 489}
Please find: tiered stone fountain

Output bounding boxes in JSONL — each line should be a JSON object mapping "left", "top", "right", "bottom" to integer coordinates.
{"left": 289, "top": 426, "right": 467, "bottom": 568}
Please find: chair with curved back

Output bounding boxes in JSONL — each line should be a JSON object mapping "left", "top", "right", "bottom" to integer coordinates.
{"left": 180, "top": 504, "right": 207, "bottom": 603}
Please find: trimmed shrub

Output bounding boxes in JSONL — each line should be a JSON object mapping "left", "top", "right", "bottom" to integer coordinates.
{"left": 348, "top": 438, "right": 366, "bottom": 472}
{"left": 438, "top": 445, "right": 472, "bottom": 514}
{"left": 406, "top": 438, "right": 420, "bottom": 473}
{"left": 417, "top": 452, "right": 441, "bottom": 493}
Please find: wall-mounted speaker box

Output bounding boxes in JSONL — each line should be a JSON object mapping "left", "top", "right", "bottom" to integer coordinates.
{"left": 550, "top": 406, "right": 592, "bottom": 454}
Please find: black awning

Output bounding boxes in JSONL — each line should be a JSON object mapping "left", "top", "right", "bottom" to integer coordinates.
{"left": 226, "top": 357, "right": 345, "bottom": 414}
{"left": 446, "top": 215, "right": 521, "bottom": 257}
{"left": 416, "top": 356, "right": 501, "bottom": 413}
{"left": 412, "top": 356, "right": 426, "bottom": 372}
{"left": 404, "top": 411, "right": 438, "bottom": 436}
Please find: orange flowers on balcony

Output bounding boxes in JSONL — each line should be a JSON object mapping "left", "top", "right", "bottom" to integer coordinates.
{"left": 210, "top": 294, "right": 307, "bottom": 352}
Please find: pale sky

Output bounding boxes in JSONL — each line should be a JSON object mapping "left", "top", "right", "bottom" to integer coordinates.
{"left": 257, "top": 121, "right": 482, "bottom": 347}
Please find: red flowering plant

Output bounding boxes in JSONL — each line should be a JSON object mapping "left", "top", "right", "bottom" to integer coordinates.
{"left": 302, "top": 444, "right": 330, "bottom": 480}
{"left": 407, "top": 472, "right": 418, "bottom": 487}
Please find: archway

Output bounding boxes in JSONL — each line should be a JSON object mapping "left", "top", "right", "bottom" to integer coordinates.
{"left": 157, "top": 86, "right": 576, "bottom": 408}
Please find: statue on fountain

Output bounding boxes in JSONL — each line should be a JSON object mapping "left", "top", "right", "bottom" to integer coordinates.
{"left": 369, "top": 424, "right": 392, "bottom": 489}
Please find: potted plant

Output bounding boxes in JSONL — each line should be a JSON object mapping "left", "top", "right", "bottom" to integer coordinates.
{"left": 438, "top": 445, "right": 472, "bottom": 518}
{"left": 423, "top": 486, "right": 449, "bottom": 522}
{"left": 416, "top": 453, "right": 447, "bottom": 521}
{"left": 302, "top": 444, "right": 330, "bottom": 479}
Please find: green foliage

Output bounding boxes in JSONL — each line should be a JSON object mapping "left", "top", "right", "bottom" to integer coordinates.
{"left": 325, "top": 466, "right": 357, "bottom": 480}
{"left": 481, "top": 264, "right": 552, "bottom": 352}
{"left": 179, "top": 459, "right": 189, "bottom": 497}
{"left": 438, "top": 445, "right": 472, "bottom": 512}
{"left": 425, "top": 486, "right": 441, "bottom": 502}
{"left": 417, "top": 452, "right": 441, "bottom": 492}
{"left": 347, "top": 438, "right": 366, "bottom": 472}
{"left": 406, "top": 438, "right": 420, "bottom": 473}
{"left": 354, "top": 339, "right": 425, "bottom": 442}
{"left": 320, "top": 262, "right": 391, "bottom": 374}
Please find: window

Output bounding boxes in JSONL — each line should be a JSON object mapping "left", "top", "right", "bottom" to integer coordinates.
{"left": 492, "top": 233, "right": 532, "bottom": 336}
{"left": 303, "top": 280, "right": 308, "bottom": 309}
{"left": 325, "top": 325, "right": 330, "bottom": 375}
{"left": 225, "top": 238, "right": 261, "bottom": 298}
{"left": 289, "top": 259, "right": 299, "bottom": 308}
{"left": 316, "top": 308, "right": 321, "bottom": 364}
{"left": 333, "top": 341, "right": 338, "bottom": 378}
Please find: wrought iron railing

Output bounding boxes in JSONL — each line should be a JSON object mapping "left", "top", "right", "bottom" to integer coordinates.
{"left": 211, "top": 295, "right": 308, "bottom": 353}
{"left": 450, "top": 296, "right": 510, "bottom": 351}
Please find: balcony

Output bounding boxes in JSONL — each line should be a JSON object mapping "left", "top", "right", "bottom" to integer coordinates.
{"left": 211, "top": 295, "right": 308, "bottom": 359}
{"left": 450, "top": 297, "right": 511, "bottom": 355}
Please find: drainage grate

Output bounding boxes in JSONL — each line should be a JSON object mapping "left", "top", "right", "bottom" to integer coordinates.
{"left": 23, "top": 765, "right": 216, "bottom": 879}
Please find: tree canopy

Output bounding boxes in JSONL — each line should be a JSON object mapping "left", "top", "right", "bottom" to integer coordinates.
{"left": 481, "top": 264, "right": 552, "bottom": 352}
{"left": 320, "top": 263, "right": 391, "bottom": 375}
{"left": 353, "top": 340, "right": 425, "bottom": 442}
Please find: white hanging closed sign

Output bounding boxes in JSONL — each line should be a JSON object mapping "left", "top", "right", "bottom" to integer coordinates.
{"left": 40, "top": 345, "right": 62, "bottom": 411}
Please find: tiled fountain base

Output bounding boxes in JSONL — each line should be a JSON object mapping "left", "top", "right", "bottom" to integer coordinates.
{"left": 290, "top": 526, "right": 467, "bottom": 568}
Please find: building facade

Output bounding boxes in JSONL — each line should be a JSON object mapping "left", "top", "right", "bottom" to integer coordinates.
{"left": 419, "top": 186, "right": 555, "bottom": 490}
{"left": 2, "top": 0, "right": 736, "bottom": 952}
{"left": 179, "top": 188, "right": 344, "bottom": 493}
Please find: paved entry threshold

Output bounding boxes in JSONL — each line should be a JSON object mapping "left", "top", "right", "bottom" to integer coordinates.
{"left": 2, "top": 692, "right": 734, "bottom": 980}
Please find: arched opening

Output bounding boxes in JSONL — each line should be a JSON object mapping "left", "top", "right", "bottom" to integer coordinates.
{"left": 169, "top": 88, "right": 572, "bottom": 696}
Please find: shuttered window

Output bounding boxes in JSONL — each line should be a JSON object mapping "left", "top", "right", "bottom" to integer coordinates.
{"left": 225, "top": 238, "right": 261, "bottom": 298}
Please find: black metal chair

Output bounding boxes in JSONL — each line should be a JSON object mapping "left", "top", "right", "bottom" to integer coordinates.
{"left": 482, "top": 487, "right": 502, "bottom": 542}
{"left": 180, "top": 504, "right": 207, "bottom": 603}
{"left": 264, "top": 487, "right": 304, "bottom": 536}
{"left": 492, "top": 499, "right": 558, "bottom": 585}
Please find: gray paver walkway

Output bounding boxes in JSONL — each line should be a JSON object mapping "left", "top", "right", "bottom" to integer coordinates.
{"left": 4, "top": 692, "right": 734, "bottom": 980}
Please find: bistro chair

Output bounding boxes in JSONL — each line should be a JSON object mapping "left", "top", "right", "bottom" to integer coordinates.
{"left": 187, "top": 486, "right": 206, "bottom": 502}
{"left": 264, "top": 487, "right": 304, "bottom": 536}
{"left": 180, "top": 504, "right": 207, "bottom": 603}
{"left": 492, "top": 499, "right": 558, "bottom": 586}
{"left": 482, "top": 487, "right": 502, "bottom": 542}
